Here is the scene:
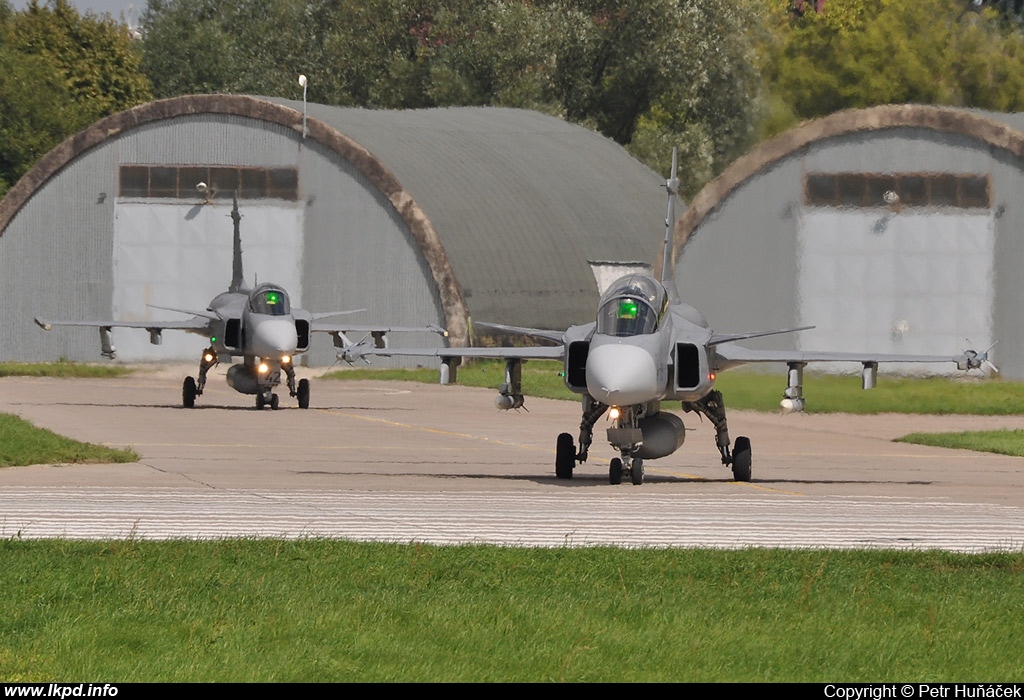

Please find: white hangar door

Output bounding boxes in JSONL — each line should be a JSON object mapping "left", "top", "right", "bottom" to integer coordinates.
{"left": 111, "top": 201, "right": 304, "bottom": 362}
{"left": 797, "top": 209, "right": 994, "bottom": 373}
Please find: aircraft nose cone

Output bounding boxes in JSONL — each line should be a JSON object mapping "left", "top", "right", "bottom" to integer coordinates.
{"left": 585, "top": 343, "right": 659, "bottom": 406}
{"left": 252, "top": 318, "right": 298, "bottom": 357}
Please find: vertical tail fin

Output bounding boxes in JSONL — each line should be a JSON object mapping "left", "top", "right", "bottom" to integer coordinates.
{"left": 229, "top": 192, "right": 244, "bottom": 293}
{"left": 662, "top": 147, "right": 681, "bottom": 302}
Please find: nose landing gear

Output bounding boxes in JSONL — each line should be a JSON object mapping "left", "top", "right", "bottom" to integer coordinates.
{"left": 256, "top": 392, "right": 280, "bottom": 410}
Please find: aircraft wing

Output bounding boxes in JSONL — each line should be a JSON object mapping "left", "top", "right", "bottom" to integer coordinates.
{"left": 34, "top": 316, "right": 211, "bottom": 332}
{"left": 310, "top": 322, "right": 446, "bottom": 335}
{"left": 714, "top": 342, "right": 986, "bottom": 371}
{"left": 709, "top": 326, "right": 814, "bottom": 346}
{"left": 472, "top": 322, "right": 565, "bottom": 344}
{"left": 316, "top": 323, "right": 457, "bottom": 362}
{"left": 35, "top": 315, "right": 213, "bottom": 360}
{"left": 369, "top": 346, "right": 563, "bottom": 359}
{"left": 340, "top": 344, "right": 564, "bottom": 363}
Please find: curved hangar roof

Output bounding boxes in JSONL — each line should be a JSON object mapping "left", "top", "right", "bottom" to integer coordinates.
{"left": 671, "top": 104, "right": 1024, "bottom": 377}
{"left": 0, "top": 95, "right": 665, "bottom": 363}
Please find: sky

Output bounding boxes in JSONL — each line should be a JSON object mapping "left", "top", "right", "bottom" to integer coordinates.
{"left": 10, "top": 0, "right": 143, "bottom": 23}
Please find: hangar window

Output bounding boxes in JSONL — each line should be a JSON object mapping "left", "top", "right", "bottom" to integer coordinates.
{"left": 118, "top": 165, "right": 299, "bottom": 201}
{"left": 120, "top": 166, "right": 149, "bottom": 197}
{"left": 150, "top": 167, "right": 177, "bottom": 197}
{"left": 804, "top": 172, "right": 991, "bottom": 209}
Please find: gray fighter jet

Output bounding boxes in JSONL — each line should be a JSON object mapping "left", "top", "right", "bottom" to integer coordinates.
{"left": 36, "top": 196, "right": 442, "bottom": 410}
{"left": 347, "top": 150, "right": 989, "bottom": 484}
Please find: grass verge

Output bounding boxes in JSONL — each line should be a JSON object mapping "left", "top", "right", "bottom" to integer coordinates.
{"left": 0, "top": 414, "right": 137, "bottom": 467}
{"left": 898, "top": 429, "right": 1024, "bottom": 457}
{"left": 325, "top": 361, "right": 1020, "bottom": 414}
{"left": 0, "top": 361, "right": 132, "bottom": 378}
{"left": 0, "top": 540, "right": 1021, "bottom": 682}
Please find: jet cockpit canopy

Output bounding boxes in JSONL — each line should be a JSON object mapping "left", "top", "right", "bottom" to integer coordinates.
{"left": 249, "top": 284, "right": 290, "bottom": 316}
{"left": 595, "top": 274, "right": 666, "bottom": 337}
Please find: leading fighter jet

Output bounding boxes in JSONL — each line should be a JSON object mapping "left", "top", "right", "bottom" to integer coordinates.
{"left": 36, "top": 195, "right": 442, "bottom": 410}
{"left": 348, "top": 150, "right": 989, "bottom": 484}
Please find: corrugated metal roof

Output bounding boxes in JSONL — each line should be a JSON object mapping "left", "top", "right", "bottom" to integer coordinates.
{"left": 961, "top": 109, "right": 1024, "bottom": 133}
{"left": 265, "top": 99, "right": 667, "bottom": 329}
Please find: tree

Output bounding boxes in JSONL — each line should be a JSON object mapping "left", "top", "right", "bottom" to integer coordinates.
{"left": 0, "top": 0, "right": 151, "bottom": 197}
{"left": 761, "top": 0, "right": 1024, "bottom": 135}
{"left": 623, "top": 0, "right": 769, "bottom": 196}
{"left": 139, "top": 0, "right": 768, "bottom": 197}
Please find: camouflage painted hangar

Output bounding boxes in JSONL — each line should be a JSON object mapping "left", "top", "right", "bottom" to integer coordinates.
{"left": 0, "top": 94, "right": 665, "bottom": 366}
{"left": 673, "top": 105, "right": 1024, "bottom": 378}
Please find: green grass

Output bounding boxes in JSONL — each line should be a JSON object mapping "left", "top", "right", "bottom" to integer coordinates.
{"left": 0, "top": 361, "right": 132, "bottom": 378}
{"left": 715, "top": 371, "right": 1023, "bottom": 415}
{"left": 898, "top": 429, "right": 1024, "bottom": 457}
{"left": 0, "top": 414, "right": 137, "bottom": 467}
{"left": 326, "top": 361, "right": 1020, "bottom": 414}
{"left": 0, "top": 540, "right": 1021, "bottom": 682}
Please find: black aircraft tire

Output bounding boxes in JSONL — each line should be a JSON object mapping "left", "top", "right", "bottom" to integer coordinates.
{"left": 609, "top": 458, "right": 623, "bottom": 485}
{"left": 555, "top": 432, "right": 575, "bottom": 479}
{"left": 631, "top": 458, "right": 644, "bottom": 486}
{"left": 270, "top": 394, "right": 280, "bottom": 410}
{"left": 182, "top": 377, "right": 197, "bottom": 408}
{"left": 297, "top": 378, "right": 310, "bottom": 409}
{"left": 732, "top": 436, "right": 752, "bottom": 482}
{"left": 256, "top": 394, "right": 265, "bottom": 410}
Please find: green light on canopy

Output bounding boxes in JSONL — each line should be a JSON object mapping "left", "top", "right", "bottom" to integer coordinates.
{"left": 618, "top": 300, "right": 639, "bottom": 320}
{"left": 266, "top": 292, "right": 280, "bottom": 305}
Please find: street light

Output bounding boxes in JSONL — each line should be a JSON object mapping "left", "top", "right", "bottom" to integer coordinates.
{"left": 298, "top": 74, "right": 308, "bottom": 138}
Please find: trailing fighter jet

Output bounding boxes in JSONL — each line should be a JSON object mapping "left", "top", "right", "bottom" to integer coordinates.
{"left": 343, "top": 150, "right": 990, "bottom": 484}
{"left": 36, "top": 195, "right": 443, "bottom": 410}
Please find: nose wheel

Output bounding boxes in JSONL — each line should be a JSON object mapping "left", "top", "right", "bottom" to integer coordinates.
{"left": 609, "top": 457, "right": 644, "bottom": 485}
{"left": 630, "top": 458, "right": 644, "bottom": 485}
{"left": 256, "top": 392, "right": 280, "bottom": 410}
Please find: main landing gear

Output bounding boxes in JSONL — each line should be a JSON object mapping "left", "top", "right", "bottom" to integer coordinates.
{"left": 280, "top": 360, "right": 310, "bottom": 410}
{"left": 554, "top": 390, "right": 753, "bottom": 484}
{"left": 683, "top": 389, "right": 752, "bottom": 482}
{"left": 182, "top": 346, "right": 218, "bottom": 408}
{"left": 554, "top": 395, "right": 608, "bottom": 482}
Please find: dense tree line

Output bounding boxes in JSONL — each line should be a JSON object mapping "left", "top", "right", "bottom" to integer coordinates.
{"left": 138, "top": 0, "right": 765, "bottom": 196}
{"left": 5, "top": 0, "right": 1024, "bottom": 200}
{"left": 0, "top": 0, "right": 150, "bottom": 196}
{"left": 762, "top": 0, "right": 1024, "bottom": 135}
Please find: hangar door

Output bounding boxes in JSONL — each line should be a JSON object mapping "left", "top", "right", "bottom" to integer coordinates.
{"left": 797, "top": 173, "right": 994, "bottom": 373}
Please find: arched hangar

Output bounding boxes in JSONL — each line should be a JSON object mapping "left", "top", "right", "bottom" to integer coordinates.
{"left": 673, "top": 105, "right": 1024, "bottom": 377}
{"left": 0, "top": 95, "right": 665, "bottom": 365}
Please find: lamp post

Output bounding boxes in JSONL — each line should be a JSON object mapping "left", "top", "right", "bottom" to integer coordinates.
{"left": 298, "top": 74, "right": 308, "bottom": 139}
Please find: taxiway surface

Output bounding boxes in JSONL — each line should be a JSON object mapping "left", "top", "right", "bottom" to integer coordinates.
{"left": 1, "top": 370, "right": 1023, "bottom": 549}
